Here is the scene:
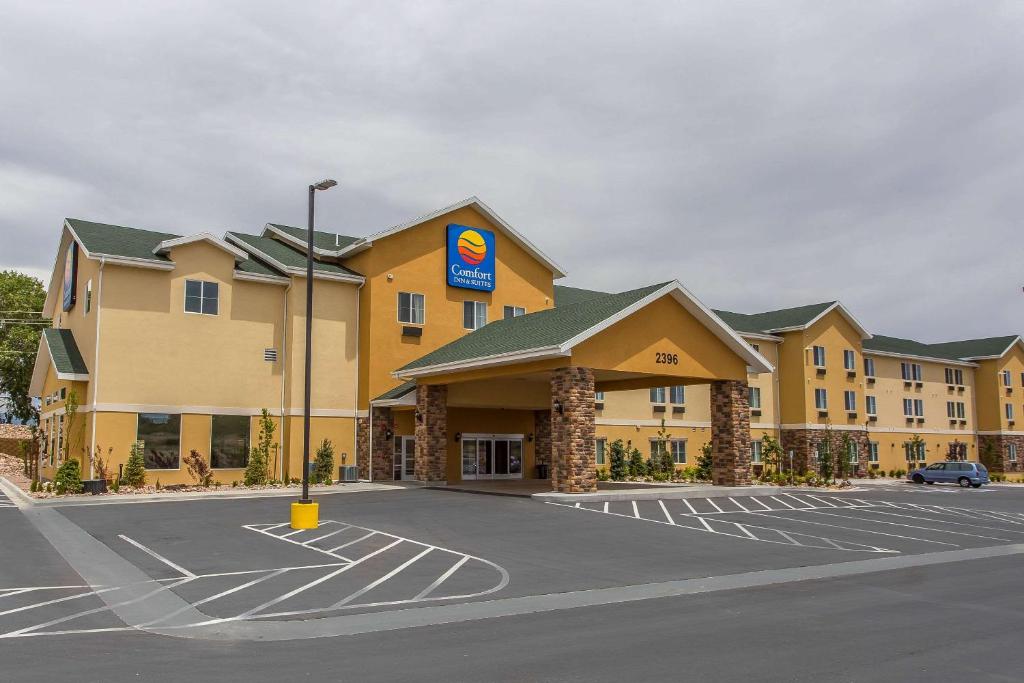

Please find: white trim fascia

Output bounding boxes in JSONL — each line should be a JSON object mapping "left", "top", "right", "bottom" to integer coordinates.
{"left": 283, "top": 408, "right": 360, "bottom": 418}
{"left": 862, "top": 349, "right": 978, "bottom": 368}
{"left": 959, "top": 337, "right": 1024, "bottom": 361}
{"left": 154, "top": 233, "right": 248, "bottom": 261}
{"left": 57, "top": 372, "right": 90, "bottom": 382}
{"left": 740, "top": 332, "right": 783, "bottom": 343}
{"left": 43, "top": 227, "right": 74, "bottom": 317}
{"left": 596, "top": 418, "right": 713, "bottom": 428}
{"left": 394, "top": 346, "right": 569, "bottom": 380}
{"left": 263, "top": 225, "right": 347, "bottom": 258}
{"left": 83, "top": 404, "right": 361, "bottom": 418}
{"left": 765, "top": 302, "right": 872, "bottom": 340}
{"left": 326, "top": 196, "right": 568, "bottom": 278}
{"left": 370, "top": 395, "right": 417, "bottom": 408}
{"left": 224, "top": 233, "right": 364, "bottom": 285}
{"left": 232, "top": 270, "right": 290, "bottom": 286}
{"left": 978, "top": 430, "right": 1024, "bottom": 436}
{"left": 781, "top": 422, "right": 977, "bottom": 436}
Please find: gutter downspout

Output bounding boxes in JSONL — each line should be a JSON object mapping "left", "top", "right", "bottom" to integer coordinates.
{"left": 279, "top": 280, "right": 292, "bottom": 482}
{"left": 88, "top": 256, "right": 105, "bottom": 480}
{"left": 354, "top": 280, "right": 366, "bottom": 481}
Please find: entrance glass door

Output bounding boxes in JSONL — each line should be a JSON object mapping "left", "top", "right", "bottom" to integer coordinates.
{"left": 461, "top": 435, "right": 524, "bottom": 480}
{"left": 393, "top": 436, "right": 415, "bottom": 480}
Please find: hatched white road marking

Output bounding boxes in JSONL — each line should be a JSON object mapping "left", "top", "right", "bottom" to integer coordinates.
{"left": 118, "top": 535, "right": 197, "bottom": 579}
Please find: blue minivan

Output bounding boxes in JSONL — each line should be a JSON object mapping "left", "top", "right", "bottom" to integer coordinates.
{"left": 908, "top": 461, "right": 989, "bottom": 488}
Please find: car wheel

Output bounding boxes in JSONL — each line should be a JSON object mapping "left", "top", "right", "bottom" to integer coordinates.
{"left": 958, "top": 477, "right": 971, "bottom": 488}
{"left": 971, "top": 483, "right": 982, "bottom": 488}
{"left": 912, "top": 474, "right": 925, "bottom": 484}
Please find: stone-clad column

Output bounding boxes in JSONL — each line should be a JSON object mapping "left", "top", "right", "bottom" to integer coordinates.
{"left": 550, "top": 367, "right": 596, "bottom": 493}
{"left": 711, "top": 379, "right": 752, "bottom": 486}
{"left": 357, "top": 407, "right": 394, "bottom": 480}
{"left": 534, "top": 410, "right": 552, "bottom": 477}
{"left": 414, "top": 384, "right": 447, "bottom": 482}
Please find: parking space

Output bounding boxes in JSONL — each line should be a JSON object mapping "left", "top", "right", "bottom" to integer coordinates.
{"left": 0, "top": 490, "right": 16, "bottom": 508}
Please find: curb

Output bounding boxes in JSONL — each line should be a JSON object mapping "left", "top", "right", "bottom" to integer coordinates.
{"left": 533, "top": 485, "right": 788, "bottom": 503}
{"left": 0, "top": 476, "right": 34, "bottom": 508}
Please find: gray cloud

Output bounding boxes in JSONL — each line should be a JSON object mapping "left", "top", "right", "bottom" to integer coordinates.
{"left": 1, "top": 0, "right": 1021, "bottom": 341}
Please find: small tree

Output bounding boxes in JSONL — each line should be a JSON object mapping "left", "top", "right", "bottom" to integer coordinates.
{"left": 122, "top": 441, "right": 147, "bottom": 488}
{"left": 609, "top": 439, "right": 627, "bottom": 481}
{"left": 761, "top": 434, "right": 784, "bottom": 477}
{"left": 314, "top": 438, "right": 335, "bottom": 484}
{"left": 53, "top": 458, "right": 83, "bottom": 495}
{"left": 696, "top": 442, "right": 713, "bottom": 481}
{"left": 183, "top": 449, "right": 213, "bottom": 487}
{"left": 92, "top": 445, "right": 113, "bottom": 481}
{"left": 654, "top": 418, "right": 675, "bottom": 476}
{"left": 628, "top": 444, "right": 645, "bottom": 479}
{"left": 836, "top": 431, "right": 852, "bottom": 481}
{"left": 907, "top": 433, "right": 926, "bottom": 468}
{"left": 62, "top": 389, "right": 81, "bottom": 468}
{"left": 244, "top": 409, "right": 276, "bottom": 486}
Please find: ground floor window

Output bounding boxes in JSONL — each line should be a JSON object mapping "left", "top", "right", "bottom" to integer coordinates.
{"left": 650, "top": 439, "right": 667, "bottom": 459}
{"left": 56, "top": 414, "right": 64, "bottom": 463}
{"left": 868, "top": 442, "right": 879, "bottom": 463}
{"left": 903, "top": 441, "right": 926, "bottom": 463}
{"left": 671, "top": 439, "right": 686, "bottom": 464}
{"left": 750, "top": 440, "right": 762, "bottom": 464}
{"left": 138, "top": 413, "right": 181, "bottom": 469}
{"left": 847, "top": 441, "right": 858, "bottom": 464}
{"left": 596, "top": 438, "right": 606, "bottom": 465}
{"left": 1010, "top": 444, "right": 1018, "bottom": 463}
{"left": 211, "top": 415, "right": 250, "bottom": 469}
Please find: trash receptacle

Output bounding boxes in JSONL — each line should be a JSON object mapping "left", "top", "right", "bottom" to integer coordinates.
{"left": 535, "top": 463, "right": 549, "bottom": 480}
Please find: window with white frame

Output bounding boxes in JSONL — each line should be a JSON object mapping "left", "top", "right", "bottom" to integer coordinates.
{"left": 843, "top": 349, "right": 856, "bottom": 371}
{"left": 847, "top": 441, "right": 858, "bottom": 464}
{"left": 944, "top": 367, "right": 963, "bottom": 385}
{"left": 669, "top": 385, "right": 685, "bottom": 405}
{"left": 868, "top": 441, "right": 879, "bottom": 463}
{"left": 398, "top": 292, "right": 425, "bottom": 324}
{"left": 947, "top": 401, "right": 956, "bottom": 419}
{"left": 463, "top": 301, "right": 487, "bottom": 330}
{"left": 749, "top": 386, "right": 761, "bottom": 410}
{"left": 945, "top": 368, "right": 954, "bottom": 385}
{"left": 1010, "top": 443, "right": 1018, "bottom": 463}
{"left": 1006, "top": 403, "right": 1015, "bottom": 421}
{"left": 901, "top": 362, "right": 911, "bottom": 381}
{"left": 503, "top": 305, "right": 526, "bottom": 319}
{"left": 594, "top": 391, "right": 605, "bottom": 402}
{"left": 56, "top": 414, "right": 64, "bottom": 462}
{"left": 750, "top": 440, "right": 763, "bottom": 464}
{"left": 914, "top": 399, "right": 924, "bottom": 417}
{"left": 650, "top": 439, "right": 667, "bottom": 459}
{"left": 812, "top": 345, "right": 826, "bottom": 367}
{"left": 864, "top": 357, "right": 875, "bottom": 377}
{"left": 184, "top": 280, "right": 219, "bottom": 315}
{"left": 1002, "top": 370, "right": 1012, "bottom": 387}
{"left": 903, "top": 398, "right": 914, "bottom": 417}
{"left": 650, "top": 387, "right": 666, "bottom": 404}
{"left": 904, "top": 441, "right": 926, "bottom": 461}
{"left": 865, "top": 395, "right": 877, "bottom": 415}
{"left": 814, "top": 388, "right": 828, "bottom": 411}
{"left": 956, "top": 402, "right": 966, "bottom": 419}
{"left": 844, "top": 390, "right": 856, "bottom": 412}
{"left": 670, "top": 439, "right": 686, "bottom": 464}
{"left": 596, "top": 438, "right": 607, "bottom": 465}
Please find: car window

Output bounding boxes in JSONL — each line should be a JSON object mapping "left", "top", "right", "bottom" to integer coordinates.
{"left": 926, "top": 463, "right": 944, "bottom": 470}
{"left": 977, "top": 463, "right": 988, "bottom": 473}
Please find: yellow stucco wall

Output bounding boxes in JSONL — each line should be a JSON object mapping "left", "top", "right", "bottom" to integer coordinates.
{"left": 864, "top": 354, "right": 976, "bottom": 436}
{"left": 975, "top": 345, "right": 1024, "bottom": 432}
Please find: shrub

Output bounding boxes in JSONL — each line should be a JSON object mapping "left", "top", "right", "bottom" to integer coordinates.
{"left": 155, "top": 479, "right": 162, "bottom": 490}
{"left": 609, "top": 440, "right": 628, "bottom": 481}
{"left": 29, "top": 479, "right": 37, "bottom": 493}
{"left": 866, "top": 469, "right": 876, "bottom": 479}
{"left": 110, "top": 477, "right": 120, "bottom": 493}
{"left": 244, "top": 409, "right": 276, "bottom": 486}
{"left": 313, "top": 438, "right": 335, "bottom": 485}
{"left": 596, "top": 468, "right": 610, "bottom": 482}
{"left": 696, "top": 443, "right": 713, "bottom": 481}
{"left": 628, "top": 447, "right": 645, "bottom": 478}
{"left": 122, "top": 442, "right": 147, "bottom": 488}
{"left": 92, "top": 445, "right": 113, "bottom": 481}
{"left": 53, "top": 459, "right": 84, "bottom": 495}
{"left": 183, "top": 449, "right": 213, "bottom": 487}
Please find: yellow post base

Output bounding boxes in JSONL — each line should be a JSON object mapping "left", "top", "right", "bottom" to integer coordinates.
{"left": 290, "top": 501, "right": 319, "bottom": 530}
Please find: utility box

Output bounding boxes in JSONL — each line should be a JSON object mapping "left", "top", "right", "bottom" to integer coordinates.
{"left": 338, "top": 466, "right": 359, "bottom": 483}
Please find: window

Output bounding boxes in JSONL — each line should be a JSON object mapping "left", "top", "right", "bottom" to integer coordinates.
{"left": 865, "top": 395, "right": 877, "bottom": 416}
{"left": 903, "top": 398, "right": 914, "bottom": 417}
{"left": 868, "top": 442, "right": 879, "bottom": 463}
{"left": 945, "top": 368, "right": 963, "bottom": 385}
{"left": 751, "top": 343, "right": 760, "bottom": 353}
{"left": 596, "top": 438, "right": 606, "bottom": 465}
{"left": 1006, "top": 404, "right": 1015, "bottom": 421}
{"left": 84, "top": 279, "right": 92, "bottom": 315}
{"left": 1021, "top": 372, "right": 1024, "bottom": 388}
{"left": 669, "top": 385, "right": 685, "bottom": 405}
{"left": 750, "top": 440, "right": 763, "bottom": 464}
{"left": 671, "top": 440, "right": 686, "bottom": 464}
{"left": 864, "top": 357, "right": 875, "bottom": 377}
{"left": 137, "top": 413, "right": 181, "bottom": 469}
{"left": 843, "top": 349, "right": 856, "bottom": 371}
{"left": 748, "top": 386, "right": 761, "bottom": 410}
{"left": 650, "top": 439, "right": 667, "bottom": 459}
{"left": 184, "top": 280, "right": 219, "bottom": 315}
{"left": 211, "top": 415, "right": 250, "bottom": 469}
{"left": 844, "top": 390, "right": 856, "bottom": 412}
{"left": 1010, "top": 444, "right": 1018, "bottom": 463}
{"left": 1002, "top": 370, "right": 1012, "bottom": 387}
{"left": 594, "top": 391, "right": 605, "bottom": 402}
{"left": 847, "top": 441, "right": 858, "bottom": 464}
{"left": 814, "top": 388, "right": 827, "bottom": 411}
{"left": 56, "top": 414, "right": 64, "bottom": 462}
{"left": 503, "top": 305, "right": 526, "bottom": 319}
{"left": 914, "top": 399, "right": 924, "bottom": 417}
{"left": 398, "top": 292, "right": 425, "bottom": 324}
{"left": 463, "top": 301, "right": 487, "bottom": 330}
{"left": 650, "top": 387, "right": 666, "bottom": 404}
{"left": 956, "top": 402, "right": 966, "bottom": 419}
{"left": 901, "top": 362, "right": 922, "bottom": 382}
{"left": 946, "top": 401, "right": 956, "bottom": 419}
{"left": 904, "top": 441, "right": 926, "bottom": 462}
{"left": 812, "top": 345, "right": 826, "bottom": 367}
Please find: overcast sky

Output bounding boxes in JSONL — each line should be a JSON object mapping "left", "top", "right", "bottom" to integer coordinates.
{"left": 1, "top": 1, "right": 1021, "bottom": 341}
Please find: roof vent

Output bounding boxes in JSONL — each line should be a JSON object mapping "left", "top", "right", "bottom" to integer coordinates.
{"left": 264, "top": 348, "right": 278, "bottom": 362}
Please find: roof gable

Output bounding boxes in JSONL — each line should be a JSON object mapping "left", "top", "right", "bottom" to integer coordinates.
{"left": 30, "top": 328, "right": 89, "bottom": 396}
{"left": 66, "top": 218, "right": 178, "bottom": 264}
{"left": 925, "top": 335, "right": 1023, "bottom": 361}
{"left": 225, "top": 232, "right": 363, "bottom": 283}
{"left": 264, "top": 224, "right": 362, "bottom": 253}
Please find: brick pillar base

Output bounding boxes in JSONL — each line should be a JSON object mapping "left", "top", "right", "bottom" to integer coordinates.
{"left": 356, "top": 416, "right": 370, "bottom": 480}
{"left": 711, "top": 379, "right": 752, "bottom": 486}
{"left": 414, "top": 384, "right": 447, "bottom": 482}
{"left": 981, "top": 434, "right": 1024, "bottom": 473}
{"left": 780, "top": 429, "right": 815, "bottom": 474}
{"left": 550, "top": 367, "right": 596, "bottom": 493}
{"left": 534, "top": 410, "right": 552, "bottom": 478}
{"left": 357, "top": 408, "right": 394, "bottom": 480}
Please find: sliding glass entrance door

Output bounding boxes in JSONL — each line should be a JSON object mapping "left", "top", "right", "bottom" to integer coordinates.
{"left": 461, "top": 434, "right": 524, "bottom": 480}
{"left": 393, "top": 436, "right": 415, "bottom": 480}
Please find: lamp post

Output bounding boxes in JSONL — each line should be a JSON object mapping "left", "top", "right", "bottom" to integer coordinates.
{"left": 291, "top": 178, "right": 336, "bottom": 530}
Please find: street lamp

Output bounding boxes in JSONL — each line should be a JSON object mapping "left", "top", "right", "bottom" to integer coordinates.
{"left": 290, "top": 178, "right": 337, "bottom": 531}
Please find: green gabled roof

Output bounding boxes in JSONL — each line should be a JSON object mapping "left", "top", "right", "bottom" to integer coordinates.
{"left": 862, "top": 335, "right": 965, "bottom": 361}
{"left": 712, "top": 301, "right": 836, "bottom": 334}
{"left": 42, "top": 328, "right": 88, "bottom": 376}
{"left": 925, "top": 336, "right": 1021, "bottom": 360}
{"left": 235, "top": 256, "right": 285, "bottom": 278}
{"left": 227, "top": 232, "right": 362, "bottom": 278}
{"left": 373, "top": 381, "right": 417, "bottom": 402}
{"left": 267, "top": 224, "right": 362, "bottom": 251}
{"left": 66, "top": 218, "right": 178, "bottom": 263}
{"left": 553, "top": 285, "right": 608, "bottom": 307}
{"left": 398, "top": 282, "right": 671, "bottom": 373}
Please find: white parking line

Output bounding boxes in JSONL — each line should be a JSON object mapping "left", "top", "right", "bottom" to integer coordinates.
{"left": 632, "top": 500, "right": 640, "bottom": 518}
{"left": 805, "top": 495, "right": 839, "bottom": 508}
{"left": 771, "top": 496, "right": 797, "bottom": 510}
{"left": 328, "top": 531, "right": 378, "bottom": 554}
{"left": 332, "top": 547, "right": 434, "bottom": 608}
{"left": 306, "top": 525, "right": 352, "bottom": 545}
{"left": 856, "top": 508, "right": 1024, "bottom": 535}
{"left": 729, "top": 497, "right": 750, "bottom": 512}
{"left": 743, "top": 510, "right": 959, "bottom": 547}
{"left": 734, "top": 523, "right": 757, "bottom": 540}
{"left": 681, "top": 499, "right": 698, "bottom": 514}
{"left": 141, "top": 568, "right": 291, "bottom": 627}
{"left": 413, "top": 556, "right": 470, "bottom": 601}
{"left": 802, "top": 509, "right": 1013, "bottom": 543}
{"left": 706, "top": 498, "right": 724, "bottom": 513}
{"left": 0, "top": 587, "right": 117, "bottom": 618}
{"left": 119, "top": 535, "right": 197, "bottom": 579}
{"left": 749, "top": 497, "right": 774, "bottom": 511}
{"left": 658, "top": 500, "right": 676, "bottom": 524}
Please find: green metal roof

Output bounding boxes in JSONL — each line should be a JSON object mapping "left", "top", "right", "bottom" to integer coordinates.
{"left": 227, "top": 232, "right": 362, "bottom": 278}
{"left": 373, "top": 381, "right": 417, "bottom": 402}
{"left": 921, "top": 336, "right": 1021, "bottom": 360}
{"left": 43, "top": 328, "right": 88, "bottom": 376}
{"left": 235, "top": 256, "right": 285, "bottom": 278}
{"left": 267, "top": 224, "right": 362, "bottom": 251}
{"left": 553, "top": 285, "right": 608, "bottom": 307}
{"left": 398, "top": 282, "right": 671, "bottom": 373}
{"left": 711, "top": 302, "right": 836, "bottom": 334}
{"left": 66, "top": 218, "right": 178, "bottom": 263}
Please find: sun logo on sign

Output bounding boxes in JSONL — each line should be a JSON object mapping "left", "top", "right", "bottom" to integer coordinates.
{"left": 457, "top": 229, "right": 487, "bottom": 266}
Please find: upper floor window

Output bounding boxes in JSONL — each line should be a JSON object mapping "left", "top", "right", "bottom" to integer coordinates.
{"left": 865, "top": 395, "right": 877, "bottom": 415}
{"left": 944, "top": 368, "right": 964, "bottom": 386}
{"left": 503, "top": 305, "right": 526, "bottom": 319}
{"left": 669, "top": 385, "right": 685, "bottom": 405}
{"left": 398, "top": 292, "right": 425, "bottom": 325}
{"left": 844, "top": 390, "right": 857, "bottom": 412}
{"left": 956, "top": 401, "right": 966, "bottom": 419}
{"left": 751, "top": 343, "right": 760, "bottom": 353}
{"left": 914, "top": 399, "right": 924, "bottom": 417}
{"left": 1021, "top": 372, "right": 1024, "bottom": 388}
{"left": 1006, "top": 403, "right": 1015, "bottom": 421}
{"left": 903, "top": 398, "right": 914, "bottom": 417}
{"left": 185, "top": 280, "right": 219, "bottom": 315}
{"left": 650, "top": 387, "right": 666, "bottom": 404}
{"left": 812, "top": 346, "right": 826, "bottom": 368}
{"left": 863, "top": 357, "right": 875, "bottom": 377}
{"left": 1001, "top": 370, "right": 1012, "bottom": 387}
{"left": 901, "top": 362, "right": 922, "bottom": 382}
{"left": 463, "top": 301, "right": 487, "bottom": 330}
{"left": 814, "top": 388, "right": 828, "bottom": 411}
{"left": 843, "top": 349, "right": 856, "bottom": 371}
{"left": 748, "top": 386, "right": 761, "bottom": 409}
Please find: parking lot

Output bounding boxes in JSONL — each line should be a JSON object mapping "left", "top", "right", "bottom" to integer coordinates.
{"left": 2, "top": 482, "right": 1024, "bottom": 645}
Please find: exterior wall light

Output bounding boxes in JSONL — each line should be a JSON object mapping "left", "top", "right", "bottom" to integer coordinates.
{"left": 454, "top": 432, "right": 462, "bottom": 442}
{"left": 553, "top": 399, "right": 563, "bottom": 415}
{"left": 527, "top": 433, "right": 534, "bottom": 442}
